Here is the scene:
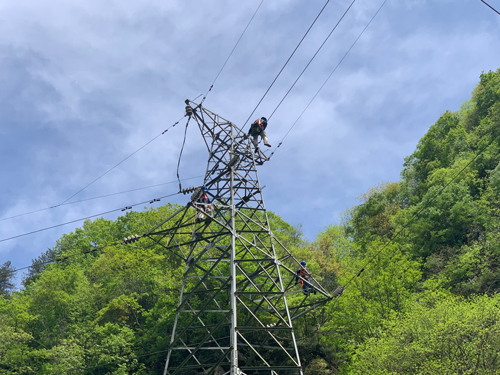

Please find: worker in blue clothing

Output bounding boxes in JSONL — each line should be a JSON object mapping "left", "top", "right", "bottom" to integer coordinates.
{"left": 248, "top": 117, "right": 271, "bottom": 149}
{"left": 195, "top": 186, "right": 214, "bottom": 222}
{"left": 295, "top": 261, "right": 315, "bottom": 295}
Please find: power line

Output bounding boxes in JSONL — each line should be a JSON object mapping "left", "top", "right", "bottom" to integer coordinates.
{"left": 6, "top": 247, "right": 106, "bottom": 276}
{"left": 200, "top": 0, "right": 265, "bottom": 105}
{"left": 0, "top": 191, "right": 181, "bottom": 245}
{"left": 6, "top": 236, "right": 146, "bottom": 276}
{"left": 0, "top": 175, "right": 203, "bottom": 223}
{"left": 269, "top": 0, "right": 387, "bottom": 160}
{"left": 5, "top": 263, "right": 42, "bottom": 275}
{"left": 6, "top": 204, "right": 191, "bottom": 276}
{"left": 242, "top": 0, "right": 332, "bottom": 128}
{"left": 268, "top": 0, "right": 357, "bottom": 120}
{"left": 61, "top": 175, "right": 202, "bottom": 205}
{"left": 59, "top": 116, "right": 186, "bottom": 205}
{"left": 480, "top": 0, "right": 500, "bottom": 15}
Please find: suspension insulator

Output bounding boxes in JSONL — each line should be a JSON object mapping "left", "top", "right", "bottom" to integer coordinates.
{"left": 123, "top": 234, "right": 141, "bottom": 244}
{"left": 185, "top": 105, "right": 193, "bottom": 117}
{"left": 191, "top": 188, "right": 202, "bottom": 202}
{"left": 182, "top": 186, "right": 196, "bottom": 195}
{"left": 332, "top": 286, "right": 344, "bottom": 298}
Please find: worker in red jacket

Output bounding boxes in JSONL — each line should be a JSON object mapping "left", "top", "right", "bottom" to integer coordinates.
{"left": 295, "top": 261, "right": 315, "bottom": 295}
{"left": 195, "top": 186, "right": 214, "bottom": 222}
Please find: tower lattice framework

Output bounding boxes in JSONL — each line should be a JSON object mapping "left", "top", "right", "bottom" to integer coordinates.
{"left": 144, "top": 100, "right": 332, "bottom": 375}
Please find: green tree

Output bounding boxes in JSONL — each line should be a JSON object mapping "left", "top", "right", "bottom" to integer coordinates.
{"left": 22, "top": 249, "right": 55, "bottom": 287}
{"left": 0, "top": 261, "right": 15, "bottom": 298}
{"left": 348, "top": 294, "right": 500, "bottom": 375}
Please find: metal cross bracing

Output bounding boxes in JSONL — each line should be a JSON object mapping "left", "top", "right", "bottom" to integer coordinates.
{"left": 144, "top": 100, "right": 332, "bottom": 375}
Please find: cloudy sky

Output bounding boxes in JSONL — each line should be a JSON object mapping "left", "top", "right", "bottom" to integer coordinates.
{"left": 1, "top": 0, "right": 499, "bottom": 285}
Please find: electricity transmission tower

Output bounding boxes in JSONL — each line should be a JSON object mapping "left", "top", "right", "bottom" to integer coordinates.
{"left": 144, "top": 100, "right": 332, "bottom": 375}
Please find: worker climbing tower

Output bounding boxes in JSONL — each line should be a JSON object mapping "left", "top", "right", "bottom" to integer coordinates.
{"left": 144, "top": 100, "right": 332, "bottom": 375}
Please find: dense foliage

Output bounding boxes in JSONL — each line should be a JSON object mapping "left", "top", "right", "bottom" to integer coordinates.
{"left": 317, "top": 68, "right": 500, "bottom": 374}
{"left": 1, "top": 68, "right": 499, "bottom": 374}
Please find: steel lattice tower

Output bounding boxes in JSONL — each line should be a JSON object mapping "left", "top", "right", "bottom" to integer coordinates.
{"left": 144, "top": 100, "right": 331, "bottom": 375}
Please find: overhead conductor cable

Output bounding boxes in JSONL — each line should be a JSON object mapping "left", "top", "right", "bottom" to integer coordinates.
{"left": 59, "top": 116, "right": 185, "bottom": 205}
{"left": 269, "top": 0, "right": 388, "bottom": 160}
{"left": 0, "top": 175, "right": 202, "bottom": 223}
{"left": 268, "top": 0, "right": 357, "bottom": 120}
{"left": 0, "top": 191, "right": 181, "bottom": 244}
{"left": 242, "top": 0, "right": 333, "bottom": 127}
{"left": 480, "top": 0, "right": 500, "bottom": 15}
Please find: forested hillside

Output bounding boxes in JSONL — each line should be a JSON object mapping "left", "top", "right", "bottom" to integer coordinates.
{"left": 1, "top": 68, "right": 499, "bottom": 374}
{"left": 305, "top": 68, "right": 500, "bottom": 374}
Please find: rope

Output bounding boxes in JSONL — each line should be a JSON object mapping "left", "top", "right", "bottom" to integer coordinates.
{"left": 177, "top": 117, "right": 191, "bottom": 191}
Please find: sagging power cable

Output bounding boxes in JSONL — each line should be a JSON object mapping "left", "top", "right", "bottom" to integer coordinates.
{"left": 0, "top": 175, "right": 203, "bottom": 223}
{"left": 268, "top": 0, "right": 357, "bottom": 121}
{"left": 268, "top": 0, "right": 387, "bottom": 160}
{"left": 200, "top": 0, "right": 265, "bottom": 105}
{"left": 6, "top": 230, "right": 158, "bottom": 277}
{"left": 5, "top": 241, "right": 117, "bottom": 276}
{"left": 6, "top": 201, "right": 194, "bottom": 276}
{"left": 242, "top": 0, "right": 332, "bottom": 128}
{"left": 480, "top": 0, "right": 500, "bottom": 15}
{"left": 60, "top": 116, "right": 185, "bottom": 205}
{"left": 0, "top": 191, "right": 182, "bottom": 245}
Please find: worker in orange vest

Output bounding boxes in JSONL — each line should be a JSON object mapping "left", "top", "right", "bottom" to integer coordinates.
{"left": 295, "top": 261, "right": 315, "bottom": 295}
{"left": 195, "top": 186, "right": 214, "bottom": 222}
